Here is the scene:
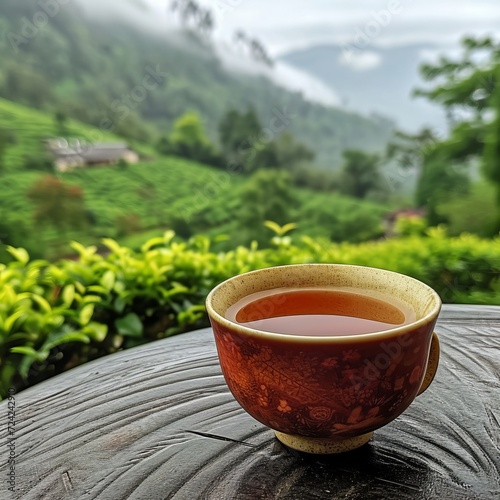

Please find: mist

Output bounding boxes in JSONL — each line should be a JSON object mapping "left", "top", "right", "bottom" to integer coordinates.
{"left": 75, "top": 0, "right": 172, "bottom": 36}
{"left": 75, "top": 0, "right": 341, "bottom": 108}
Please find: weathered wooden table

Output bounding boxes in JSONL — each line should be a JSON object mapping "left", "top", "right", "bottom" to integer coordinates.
{"left": 1, "top": 305, "right": 500, "bottom": 499}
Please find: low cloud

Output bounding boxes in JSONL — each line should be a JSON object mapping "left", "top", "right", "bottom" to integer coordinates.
{"left": 76, "top": 0, "right": 171, "bottom": 35}
{"left": 340, "top": 51, "right": 382, "bottom": 72}
{"left": 214, "top": 42, "right": 339, "bottom": 107}
{"left": 76, "top": 0, "right": 340, "bottom": 107}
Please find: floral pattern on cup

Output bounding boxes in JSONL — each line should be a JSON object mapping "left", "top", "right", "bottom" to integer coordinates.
{"left": 212, "top": 322, "right": 434, "bottom": 439}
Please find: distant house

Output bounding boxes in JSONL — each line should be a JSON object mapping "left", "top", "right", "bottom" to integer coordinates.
{"left": 45, "top": 138, "right": 139, "bottom": 172}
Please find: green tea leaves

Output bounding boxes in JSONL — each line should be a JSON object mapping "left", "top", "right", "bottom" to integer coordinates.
{"left": 115, "top": 313, "right": 143, "bottom": 338}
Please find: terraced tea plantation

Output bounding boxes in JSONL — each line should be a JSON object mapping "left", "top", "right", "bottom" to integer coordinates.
{"left": 0, "top": 98, "right": 242, "bottom": 258}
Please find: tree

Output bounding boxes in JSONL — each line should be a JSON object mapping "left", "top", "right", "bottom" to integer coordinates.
{"left": 197, "top": 9, "right": 214, "bottom": 36}
{"left": 27, "top": 176, "right": 87, "bottom": 231}
{"left": 55, "top": 111, "right": 67, "bottom": 136}
{"left": 167, "top": 111, "right": 221, "bottom": 166}
{"left": 386, "top": 128, "right": 437, "bottom": 173}
{"left": 219, "top": 108, "right": 261, "bottom": 160}
{"left": 0, "top": 62, "right": 54, "bottom": 108}
{"left": 386, "top": 128, "right": 470, "bottom": 223}
{"left": 172, "top": 111, "right": 210, "bottom": 148}
{"left": 483, "top": 64, "right": 500, "bottom": 208}
{"left": 415, "top": 149, "right": 469, "bottom": 224}
{"left": 291, "top": 165, "right": 338, "bottom": 192}
{"left": 300, "top": 195, "right": 384, "bottom": 243}
{"left": 219, "top": 110, "right": 314, "bottom": 173}
{"left": 237, "top": 170, "right": 297, "bottom": 245}
{"left": 436, "top": 181, "right": 497, "bottom": 237}
{"left": 156, "top": 136, "right": 171, "bottom": 156}
{"left": 247, "top": 132, "right": 315, "bottom": 173}
{"left": 170, "top": 0, "right": 214, "bottom": 36}
{"left": 414, "top": 36, "right": 500, "bottom": 226}
{"left": 249, "top": 39, "right": 273, "bottom": 67}
{"left": 270, "top": 132, "right": 315, "bottom": 169}
{"left": 232, "top": 31, "right": 273, "bottom": 66}
{"left": 339, "top": 150, "right": 382, "bottom": 199}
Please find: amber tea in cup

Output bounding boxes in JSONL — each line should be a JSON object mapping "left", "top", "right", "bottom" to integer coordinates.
{"left": 226, "top": 288, "right": 416, "bottom": 336}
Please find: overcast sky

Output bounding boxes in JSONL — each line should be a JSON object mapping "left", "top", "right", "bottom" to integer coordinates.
{"left": 148, "top": 0, "right": 500, "bottom": 55}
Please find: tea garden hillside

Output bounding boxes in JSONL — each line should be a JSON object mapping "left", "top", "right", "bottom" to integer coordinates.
{"left": 1, "top": 64, "right": 498, "bottom": 263}
{"left": 1, "top": 1, "right": 499, "bottom": 260}
{"left": 0, "top": 97, "right": 395, "bottom": 262}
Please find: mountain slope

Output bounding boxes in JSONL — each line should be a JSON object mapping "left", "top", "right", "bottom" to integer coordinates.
{"left": 0, "top": 98, "right": 242, "bottom": 257}
{"left": 280, "top": 44, "right": 447, "bottom": 133}
{"left": 0, "top": 0, "right": 394, "bottom": 168}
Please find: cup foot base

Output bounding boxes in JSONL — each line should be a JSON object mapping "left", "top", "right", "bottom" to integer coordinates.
{"left": 274, "top": 431, "right": 374, "bottom": 454}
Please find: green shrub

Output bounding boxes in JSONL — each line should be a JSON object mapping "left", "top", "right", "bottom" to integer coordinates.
{"left": 298, "top": 194, "right": 386, "bottom": 242}
{"left": 22, "top": 152, "right": 54, "bottom": 172}
{"left": 1, "top": 228, "right": 499, "bottom": 398}
{"left": 394, "top": 214, "right": 428, "bottom": 237}
{"left": 436, "top": 181, "right": 498, "bottom": 237}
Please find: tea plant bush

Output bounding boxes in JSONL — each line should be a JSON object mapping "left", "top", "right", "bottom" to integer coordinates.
{"left": 1, "top": 227, "right": 499, "bottom": 398}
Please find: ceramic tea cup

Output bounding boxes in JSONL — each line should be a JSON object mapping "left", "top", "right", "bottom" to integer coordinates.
{"left": 206, "top": 264, "right": 441, "bottom": 454}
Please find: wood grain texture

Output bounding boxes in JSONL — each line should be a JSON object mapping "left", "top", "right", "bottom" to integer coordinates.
{"left": 1, "top": 304, "right": 499, "bottom": 500}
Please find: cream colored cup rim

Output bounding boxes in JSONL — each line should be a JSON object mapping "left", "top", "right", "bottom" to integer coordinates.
{"left": 206, "top": 264, "right": 442, "bottom": 343}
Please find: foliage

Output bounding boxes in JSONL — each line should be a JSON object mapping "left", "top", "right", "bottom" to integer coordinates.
{"left": 236, "top": 170, "right": 297, "bottom": 245}
{"left": 290, "top": 164, "right": 338, "bottom": 192}
{"left": 54, "top": 111, "right": 68, "bottom": 136}
{"left": 247, "top": 132, "right": 315, "bottom": 173}
{"left": 415, "top": 36, "right": 500, "bottom": 225}
{"left": 218, "top": 108, "right": 315, "bottom": 174}
{"left": 0, "top": 127, "right": 18, "bottom": 173}
{"left": 386, "top": 127, "right": 471, "bottom": 222}
{"left": 385, "top": 128, "right": 437, "bottom": 192}
{"left": 0, "top": 146, "right": 242, "bottom": 262}
{"left": 415, "top": 36, "right": 498, "bottom": 121}
{"left": 189, "top": 184, "right": 388, "bottom": 249}
{"left": 170, "top": 0, "right": 215, "bottom": 37}
{"left": 338, "top": 149, "right": 384, "bottom": 199}
{"left": 27, "top": 176, "right": 88, "bottom": 231}
{"left": 219, "top": 108, "right": 261, "bottom": 162}
{"left": 387, "top": 129, "right": 437, "bottom": 170}
{"left": 393, "top": 215, "right": 428, "bottom": 237}
{"left": 483, "top": 64, "right": 500, "bottom": 211}
{"left": 22, "top": 152, "right": 54, "bottom": 172}
{"left": 233, "top": 30, "right": 274, "bottom": 67}
{"left": 163, "top": 112, "right": 222, "bottom": 166}
{"left": 1, "top": 229, "right": 500, "bottom": 398}
{"left": 416, "top": 149, "right": 471, "bottom": 224}
{"left": 298, "top": 194, "right": 386, "bottom": 242}
{"left": 436, "top": 181, "right": 498, "bottom": 237}
{"left": 0, "top": 99, "right": 391, "bottom": 259}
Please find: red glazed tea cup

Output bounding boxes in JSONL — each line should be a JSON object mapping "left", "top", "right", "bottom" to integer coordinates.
{"left": 206, "top": 264, "right": 441, "bottom": 454}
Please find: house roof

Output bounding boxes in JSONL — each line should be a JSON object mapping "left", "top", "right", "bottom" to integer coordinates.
{"left": 47, "top": 138, "right": 134, "bottom": 162}
{"left": 81, "top": 147, "right": 130, "bottom": 162}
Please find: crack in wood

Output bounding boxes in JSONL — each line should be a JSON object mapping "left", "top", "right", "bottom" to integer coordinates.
{"left": 184, "top": 429, "right": 258, "bottom": 448}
